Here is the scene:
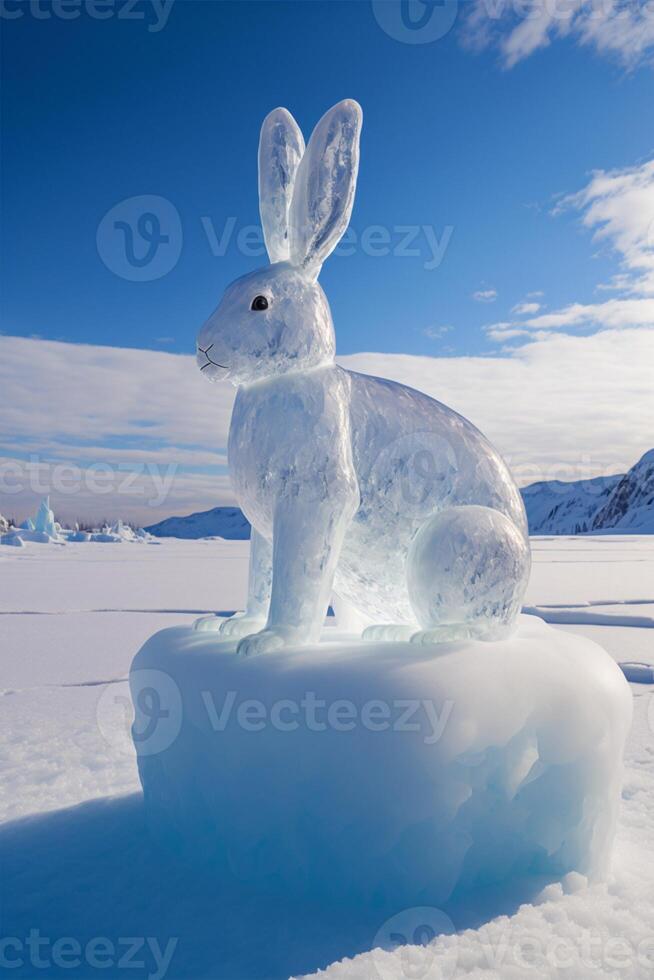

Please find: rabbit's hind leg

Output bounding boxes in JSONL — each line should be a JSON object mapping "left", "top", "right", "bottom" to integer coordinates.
{"left": 407, "top": 504, "right": 530, "bottom": 645}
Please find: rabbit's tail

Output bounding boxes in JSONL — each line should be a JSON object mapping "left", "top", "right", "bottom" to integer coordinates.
{"left": 406, "top": 504, "right": 531, "bottom": 643}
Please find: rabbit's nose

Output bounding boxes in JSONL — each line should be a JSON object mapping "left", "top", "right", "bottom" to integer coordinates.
{"left": 197, "top": 343, "right": 228, "bottom": 374}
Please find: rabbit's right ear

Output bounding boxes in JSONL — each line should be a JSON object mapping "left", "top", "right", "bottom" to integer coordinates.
{"left": 258, "top": 108, "right": 306, "bottom": 264}
{"left": 289, "top": 99, "right": 362, "bottom": 279}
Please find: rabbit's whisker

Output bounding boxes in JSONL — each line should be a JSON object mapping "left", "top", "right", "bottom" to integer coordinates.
{"left": 199, "top": 348, "right": 228, "bottom": 371}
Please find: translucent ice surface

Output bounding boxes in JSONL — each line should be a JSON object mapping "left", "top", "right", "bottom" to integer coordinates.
{"left": 196, "top": 100, "right": 531, "bottom": 653}
{"left": 131, "top": 616, "right": 632, "bottom": 912}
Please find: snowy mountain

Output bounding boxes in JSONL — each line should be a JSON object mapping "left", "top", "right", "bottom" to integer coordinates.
{"left": 522, "top": 449, "right": 654, "bottom": 534}
{"left": 521, "top": 474, "right": 621, "bottom": 535}
{"left": 591, "top": 448, "right": 654, "bottom": 532}
{"left": 145, "top": 506, "right": 251, "bottom": 540}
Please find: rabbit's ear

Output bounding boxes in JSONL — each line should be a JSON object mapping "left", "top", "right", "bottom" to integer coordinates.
{"left": 289, "top": 99, "right": 362, "bottom": 279}
{"left": 258, "top": 108, "right": 306, "bottom": 264}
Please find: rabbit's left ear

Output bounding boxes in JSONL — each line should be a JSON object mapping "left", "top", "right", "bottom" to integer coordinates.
{"left": 258, "top": 108, "right": 306, "bottom": 263}
{"left": 289, "top": 99, "right": 362, "bottom": 279}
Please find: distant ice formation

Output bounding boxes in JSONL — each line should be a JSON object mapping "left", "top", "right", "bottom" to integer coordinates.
{"left": 0, "top": 499, "right": 151, "bottom": 547}
{"left": 33, "top": 496, "right": 58, "bottom": 538}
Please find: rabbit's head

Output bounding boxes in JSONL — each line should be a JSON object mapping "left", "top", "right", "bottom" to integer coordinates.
{"left": 197, "top": 100, "right": 362, "bottom": 385}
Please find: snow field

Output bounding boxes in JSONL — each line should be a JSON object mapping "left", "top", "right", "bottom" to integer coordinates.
{"left": 0, "top": 535, "right": 652, "bottom": 978}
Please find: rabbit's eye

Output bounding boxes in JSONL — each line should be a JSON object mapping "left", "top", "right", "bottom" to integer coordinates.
{"left": 251, "top": 295, "right": 269, "bottom": 311}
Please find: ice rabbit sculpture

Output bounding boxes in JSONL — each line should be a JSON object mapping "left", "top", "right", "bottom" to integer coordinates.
{"left": 130, "top": 103, "right": 630, "bottom": 922}
{"left": 197, "top": 99, "right": 530, "bottom": 653}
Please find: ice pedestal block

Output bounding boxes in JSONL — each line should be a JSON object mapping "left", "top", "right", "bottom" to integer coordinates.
{"left": 130, "top": 616, "right": 631, "bottom": 911}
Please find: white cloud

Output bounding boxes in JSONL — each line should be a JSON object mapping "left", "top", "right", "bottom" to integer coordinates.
{"left": 2, "top": 330, "right": 652, "bottom": 524}
{"left": 473, "top": 288, "right": 498, "bottom": 303}
{"left": 0, "top": 336, "right": 235, "bottom": 450}
{"left": 422, "top": 325, "right": 453, "bottom": 340}
{"left": 485, "top": 325, "right": 532, "bottom": 342}
{"left": 489, "top": 158, "right": 654, "bottom": 337}
{"left": 344, "top": 327, "right": 654, "bottom": 484}
{"left": 462, "top": 0, "right": 654, "bottom": 70}
{"left": 556, "top": 158, "right": 654, "bottom": 297}
{"left": 0, "top": 336, "right": 235, "bottom": 525}
{"left": 512, "top": 301, "right": 542, "bottom": 315}
{"left": 526, "top": 296, "right": 654, "bottom": 329}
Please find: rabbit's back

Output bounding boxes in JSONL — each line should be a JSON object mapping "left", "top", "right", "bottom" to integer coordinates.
{"left": 333, "top": 369, "right": 527, "bottom": 623}
{"left": 347, "top": 369, "right": 525, "bottom": 529}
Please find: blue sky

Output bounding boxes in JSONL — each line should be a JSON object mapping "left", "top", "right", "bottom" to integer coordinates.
{"left": 1, "top": 1, "right": 653, "bottom": 522}
{"left": 3, "top": 0, "right": 652, "bottom": 356}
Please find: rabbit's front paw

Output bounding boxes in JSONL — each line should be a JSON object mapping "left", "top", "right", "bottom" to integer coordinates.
{"left": 193, "top": 614, "right": 224, "bottom": 633}
{"left": 411, "top": 625, "right": 476, "bottom": 645}
{"left": 236, "top": 626, "right": 299, "bottom": 657}
{"left": 362, "top": 624, "right": 416, "bottom": 642}
{"left": 219, "top": 612, "right": 266, "bottom": 639}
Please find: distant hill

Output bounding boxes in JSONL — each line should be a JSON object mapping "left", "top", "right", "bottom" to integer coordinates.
{"left": 521, "top": 474, "right": 621, "bottom": 535}
{"left": 145, "top": 450, "right": 654, "bottom": 540}
{"left": 145, "top": 506, "right": 251, "bottom": 540}
{"left": 522, "top": 449, "right": 654, "bottom": 535}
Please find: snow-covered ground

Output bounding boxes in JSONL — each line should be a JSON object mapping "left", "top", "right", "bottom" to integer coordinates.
{"left": 1, "top": 536, "right": 652, "bottom": 979}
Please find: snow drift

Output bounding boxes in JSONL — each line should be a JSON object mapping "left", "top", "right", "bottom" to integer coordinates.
{"left": 130, "top": 615, "right": 631, "bottom": 919}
